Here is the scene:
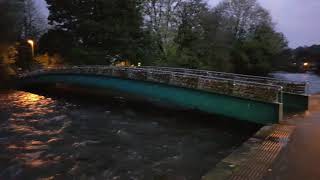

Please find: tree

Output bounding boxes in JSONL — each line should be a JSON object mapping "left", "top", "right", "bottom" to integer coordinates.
{"left": 45, "top": 0, "right": 145, "bottom": 64}
{"left": 215, "top": 0, "right": 272, "bottom": 41}
{"left": 144, "top": 0, "right": 213, "bottom": 67}
{"left": 143, "top": 0, "right": 183, "bottom": 59}
{"left": 42, "top": 0, "right": 289, "bottom": 75}
{"left": 0, "top": 0, "right": 24, "bottom": 52}
{"left": 236, "top": 25, "right": 288, "bottom": 75}
{"left": 172, "top": 0, "right": 208, "bottom": 68}
{"left": 214, "top": 0, "right": 287, "bottom": 75}
{"left": 38, "top": 29, "right": 73, "bottom": 56}
{"left": 0, "top": 0, "right": 25, "bottom": 79}
{"left": 21, "top": 0, "right": 48, "bottom": 40}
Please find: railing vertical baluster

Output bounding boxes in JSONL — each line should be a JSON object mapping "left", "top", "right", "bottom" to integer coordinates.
{"left": 21, "top": 66, "right": 290, "bottom": 103}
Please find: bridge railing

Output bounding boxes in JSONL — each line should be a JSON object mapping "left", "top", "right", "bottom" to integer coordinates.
{"left": 140, "top": 66, "right": 308, "bottom": 95}
{"left": 22, "top": 66, "right": 283, "bottom": 103}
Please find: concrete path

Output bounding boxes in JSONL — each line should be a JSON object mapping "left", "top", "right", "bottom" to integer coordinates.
{"left": 264, "top": 95, "right": 320, "bottom": 180}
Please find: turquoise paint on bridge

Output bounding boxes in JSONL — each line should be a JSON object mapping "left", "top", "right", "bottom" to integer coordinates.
{"left": 20, "top": 73, "right": 282, "bottom": 124}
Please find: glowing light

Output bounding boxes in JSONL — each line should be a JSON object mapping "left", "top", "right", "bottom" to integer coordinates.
{"left": 138, "top": 62, "right": 141, "bottom": 67}
{"left": 27, "top": 39, "right": 34, "bottom": 46}
{"left": 27, "top": 39, "right": 35, "bottom": 57}
{"left": 27, "top": 159, "right": 47, "bottom": 168}
{"left": 22, "top": 93, "right": 43, "bottom": 103}
{"left": 304, "top": 62, "right": 309, "bottom": 66}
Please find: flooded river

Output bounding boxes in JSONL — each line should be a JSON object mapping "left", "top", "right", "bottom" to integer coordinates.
{"left": 1, "top": 72, "right": 317, "bottom": 179}
{"left": 0, "top": 90, "right": 259, "bottom": 180}
{"left": 272, "top": 72, "right": 320, "bottom": 94}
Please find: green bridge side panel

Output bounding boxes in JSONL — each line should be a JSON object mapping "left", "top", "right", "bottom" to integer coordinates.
{"left": 21, "top": 74, "right": 282, "bottom": 124}
{"left": 283, "top": 92, "right": 310, "bottom": 112}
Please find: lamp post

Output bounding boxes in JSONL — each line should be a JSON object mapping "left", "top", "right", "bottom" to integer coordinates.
{"left": 27, "top": 39, "right": 34, "bottom": 58}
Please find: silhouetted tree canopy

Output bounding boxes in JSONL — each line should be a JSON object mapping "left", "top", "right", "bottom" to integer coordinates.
{"left": 43, "top": 0, "right": 289, "bottom": 75}
{"left": 45, "top": 0, "right": 145, "bottom": 64}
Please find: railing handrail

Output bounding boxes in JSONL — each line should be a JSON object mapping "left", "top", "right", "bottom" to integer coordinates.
{"left": 141, "top": 66, "right": 307, "bottom": 85}
{"left": 21, "top": 66, "right": 285, "bottom": 103}
{"left": 24, "top": 66, "right": 283, "bottom": 91}
{"left": 133, "top": 67, "right": 283, "bottom": 90}
{"left": 138, "top": 66, "right": 308, "bottom": 94}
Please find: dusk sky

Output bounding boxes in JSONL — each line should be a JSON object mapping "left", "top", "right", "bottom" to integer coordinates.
{"left": 37, "top": 0, "right": 320, "bottom": 48}
{"left": 209, "top": 0, "right": 320, "bottom": 48}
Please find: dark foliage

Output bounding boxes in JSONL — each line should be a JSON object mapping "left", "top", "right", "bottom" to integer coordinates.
{"left": 40, "top": 0, "right": 289, "bottom": 75}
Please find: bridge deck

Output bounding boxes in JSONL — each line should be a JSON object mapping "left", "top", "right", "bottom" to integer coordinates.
{"left": 23, "top": 66, "right": 284, "bottom": 103}
{"left": 19, "top": 66, "right": 310, "bottom": 124}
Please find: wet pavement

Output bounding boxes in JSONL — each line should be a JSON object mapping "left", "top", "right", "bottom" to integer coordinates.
{"left": 264, "top": 95, "right": 320, "bottom": 180}
{"left": 0, "top": 90, "right": 259, "bottom": 180}
{"left": 264, "top": 72, "right": 320, "bottom": 180}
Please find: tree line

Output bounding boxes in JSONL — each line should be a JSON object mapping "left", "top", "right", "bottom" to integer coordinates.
{"left": 1, "top": 0, "right": 289, "bottom": 77}
{"left": 38, "top": 0, "right": 289, "bottom": 75}
{"left": 0, "top": 0, "right": 47, "bottom": 81}
{"left": 275, "top": 44, "right": 320, "bottom": 72}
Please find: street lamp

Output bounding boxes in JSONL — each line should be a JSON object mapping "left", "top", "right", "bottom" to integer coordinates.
{"left": 27, "top": 39, "right": 34, "bottom": 58}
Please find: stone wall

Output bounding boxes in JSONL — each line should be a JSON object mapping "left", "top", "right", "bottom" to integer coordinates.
{"left": 141, "top": 66, "right": 307, "bottom": 95}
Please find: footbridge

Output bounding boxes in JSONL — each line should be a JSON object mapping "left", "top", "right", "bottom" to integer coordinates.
{"left": 18, "top": 66, "right": 310, "bottom": 124}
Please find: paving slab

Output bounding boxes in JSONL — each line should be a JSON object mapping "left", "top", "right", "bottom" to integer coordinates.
{"left": 263, "top": 95, "right": 320, "bottom": 180}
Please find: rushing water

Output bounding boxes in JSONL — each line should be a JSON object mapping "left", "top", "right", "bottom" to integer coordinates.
{"left": 0, "top": 89, "right": 260, "bottom": 180}
{"left": 272, "top": 72, "right": 320, "bottom": 94}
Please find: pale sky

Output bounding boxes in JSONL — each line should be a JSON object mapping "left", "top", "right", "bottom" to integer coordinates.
{"left": 37, "top": 0, "right": 320, "bottom": 48}
{"left": 208, "top": 0, "right": 320, "bottom": 48}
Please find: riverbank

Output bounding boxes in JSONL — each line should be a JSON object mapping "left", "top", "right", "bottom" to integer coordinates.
{"left": 202, "top": 121, "right": 295, "bottom": 180}
{"left": 263, "top": 94, "right": 320, "bottom": 180}
{"left": 0, "top": 77, "right": 17, "bottom": 90}
{"left": 203, "top": 94, "right": 320, "bottom": 180}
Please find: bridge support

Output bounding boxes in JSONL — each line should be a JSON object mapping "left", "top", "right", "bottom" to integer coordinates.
{"left": 283, "top": 93, "right": 310, "bottom": 112}
{"left": 20, "top": 74, "right": 283, "bottom": 124}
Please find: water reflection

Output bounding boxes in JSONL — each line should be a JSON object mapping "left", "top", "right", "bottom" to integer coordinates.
{"left": 272, "top": 72, "right": 320, "bottom": 94}
{"left": 0, "top": 90, "right": 259, "bottom": 179}
{"left": 0, "top": 91, "right": 66, "bottom": 179}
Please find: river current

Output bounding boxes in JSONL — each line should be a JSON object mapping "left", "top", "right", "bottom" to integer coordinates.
{"left": 0, "top": 89, "right": 259, "bottom": 180}
{"left": 272, "top": 72, "right": 320, "bottom": 94}
{"left": 1, "top": 72, "right": 318, "bottom": 180}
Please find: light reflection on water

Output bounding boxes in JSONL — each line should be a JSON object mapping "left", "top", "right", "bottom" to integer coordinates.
{"left": 0, "top": 90, "right": 259, "bottom": 179}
